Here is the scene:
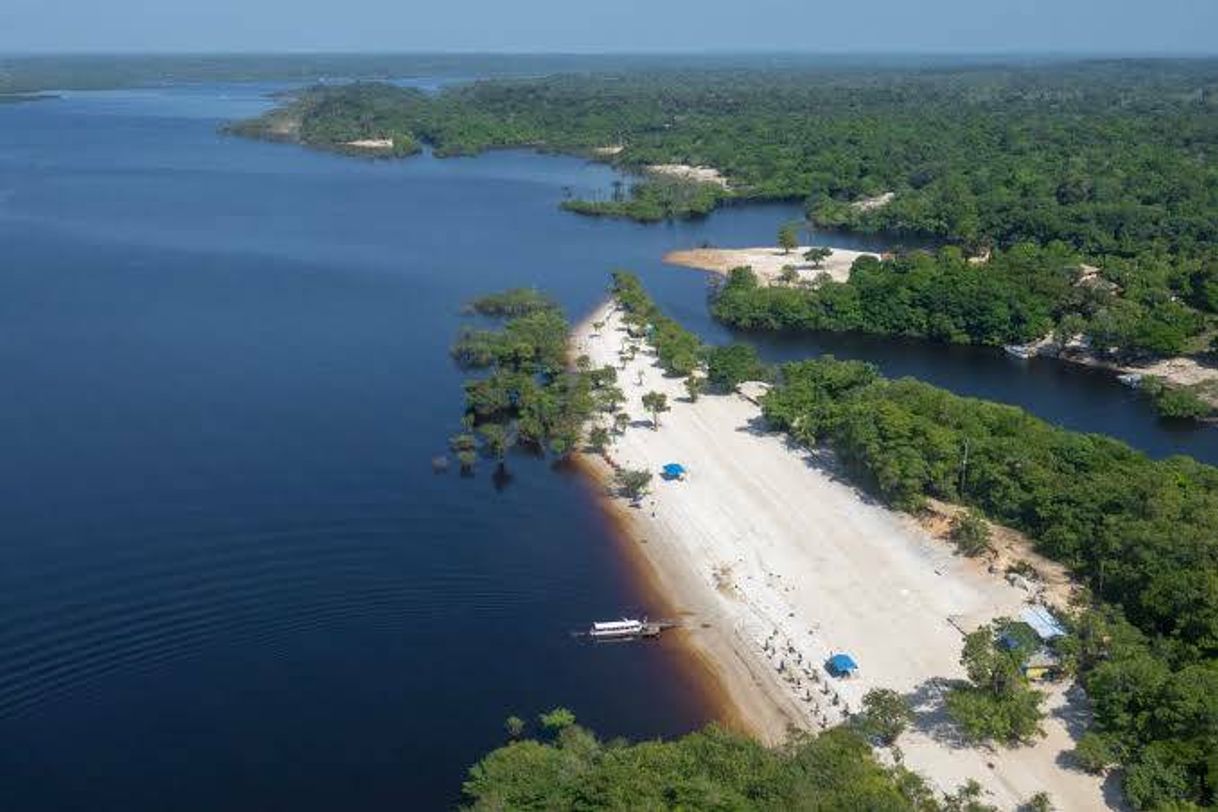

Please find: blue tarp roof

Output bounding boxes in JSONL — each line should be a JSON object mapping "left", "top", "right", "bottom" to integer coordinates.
{"left": 662, "top": 463, "right": 686, "bottom": 475}
{"left": 828, "top": 653, "right": 858, "bottom": 673}
{"left": 1020, "top": 606, "right": 1066, "bottom": 641}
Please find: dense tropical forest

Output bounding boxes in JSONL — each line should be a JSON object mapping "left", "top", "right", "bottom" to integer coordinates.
{"left": 234, "top": 61, "right": 1218, "bottom": 255}
{"left": 592, "top": 274, "right": 1218, "bottom": 809}
{"left": 234, "top": 61, "right": 1218, "bottom": 373}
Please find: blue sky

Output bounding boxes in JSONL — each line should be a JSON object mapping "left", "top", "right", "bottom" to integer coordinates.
{"left": 2, "top": 0, "right": 1215, "bottom": 54}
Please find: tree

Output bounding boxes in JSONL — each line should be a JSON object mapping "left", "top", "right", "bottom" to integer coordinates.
{"left": 1072, "top": 732, "right": 1117, "bottom": 774}
{"left": 595, "top": 385, "right": 625, "bottom": 414}
{"left": 613, "top": 411, "right": 631, "bottom": 435}
{"left": 505, "top": 715, "right": 525, "bottom": 739}
{"left": 804, "top": 246, "right": 833, "bottom": 268}
{"left": 538, "top": 707, "right": 576, "bottom": 731}
{"left": 946, "top": 622, "right": 1045, "bottom": 744}
{"left": 858, "top": 688, "right": 914, "bottom": 745}
{"left": 706, "top": 343, "right": 766, "bottom": 391}
{"left": 449, "top": 433, "right": 477, "bottom": 454}
{"left": 479, "top": 423, "right": 512, "bottom": 460}
{"left": 942, "top": 780, "right": 998, "bottom": 812}
{"left": 950, "top": 510, "right": 992, "bottom": 557}
{"left": 463, "top": 720, "right": 937, "bottom": 809}
{"left": 685, "top": 375, "right": 706, "bottom": 402}
{"left": 1020, "top": 791, "right": 1053, "bottom": 812}
{"left": 614, "top": 468, "right": 652, "bottom": 504}
{"left": 1124, "top": 746, "right": 1195, "bottom": 810}
{"left": 778, "top": 266, "right": 800, "bottom": 284}
{"left": 587, "top": 425, "right": 610, "bottom": 453}
{"left": 778, "top": 221, "right": 800, "bottom": 254}
{"left": 1147, "top": 380, "right": 1212, "bottom": 420}
{"left": 641, "top": 391, "right": 670, "bottom": 430}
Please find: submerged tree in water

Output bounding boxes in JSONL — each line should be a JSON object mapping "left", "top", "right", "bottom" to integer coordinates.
{"left": 449, "top": 288, "right": 616, "bottom": 479}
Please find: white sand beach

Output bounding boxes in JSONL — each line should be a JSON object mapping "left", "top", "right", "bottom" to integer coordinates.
{"left": 343, "top": 137, "right": 395, "bottom": 150}
{"left": 664, "top": 245, "right": 877, "bottom": 284}
{"left": 852, "top": 191, "right": 895, "bottom": 211}
{"left": 645, "top": 163, "right": 731, "bottom": 189}
{"left": 573, "top": 300, "right": 1112, "bottom": 810}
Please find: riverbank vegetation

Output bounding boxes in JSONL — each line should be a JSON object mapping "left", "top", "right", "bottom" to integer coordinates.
{"left": 463, "top": 709, "right": 992, "bottom": 811}
{"left": 712, "top": 242, "right": 1218, "bottom": 419}
{"left": 714, "top": 243, "right": 1214, "bottom": 356}
{"left": 449, "top": 290, "right": 618, "bottom": 465}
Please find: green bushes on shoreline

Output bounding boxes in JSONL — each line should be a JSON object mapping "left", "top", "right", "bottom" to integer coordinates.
{"left": 450, "top": 290, "right": 614, "bottom": 463}
{"left": 463, "top": 711, "right": 946, "bottom": 811}
{"left": 761, "top": 355, "right": 1218, "bottom": 808}
{"left": 712, "top": 244, "right": 1210, "bottom": 357}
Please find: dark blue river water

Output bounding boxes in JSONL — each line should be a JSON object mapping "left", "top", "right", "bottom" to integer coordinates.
{"left": 2, "top": 81, "right": 1216, "bottom": 811}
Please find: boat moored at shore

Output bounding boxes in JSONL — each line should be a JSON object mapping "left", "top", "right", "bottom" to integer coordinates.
{"left": 587, "top": 617, "right": 673, "bottom": 640}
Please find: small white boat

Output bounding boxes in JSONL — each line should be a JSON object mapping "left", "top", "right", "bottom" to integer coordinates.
{"left": 1116, "top": 372, "right": 1143, "bottom": 388}
{"left": 589, "top": 618, "right": 646, "bottom": 639}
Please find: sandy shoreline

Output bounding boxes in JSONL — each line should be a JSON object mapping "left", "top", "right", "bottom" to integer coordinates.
{"left": 571, "top": 299, "right": 1112, "bottom": 810}
{"left": 644, "top": 163, "right": 731, "bottom": 190}
{"left": 664, "top": 245, "right": 878, "bottom": 284}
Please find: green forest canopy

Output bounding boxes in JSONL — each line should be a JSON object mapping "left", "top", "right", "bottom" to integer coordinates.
{"left": 234, "top": 61, "right": 1218, "bottom": 257}
{"left": 464, "top": 715, "right": 969, "bottom": 811}
{"left": 234, "top": 61, "right": 1218, "bottom": 359}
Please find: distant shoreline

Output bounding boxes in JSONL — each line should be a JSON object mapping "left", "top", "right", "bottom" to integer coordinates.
{"left": 0, "top": 93, "right": 59, "bottom": 105}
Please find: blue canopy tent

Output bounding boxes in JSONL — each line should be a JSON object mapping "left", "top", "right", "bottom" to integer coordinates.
{"left": 661, "top": 463, "right": 687, "bottom": 481}
{"left": 826, "top": 653, "right": 859, "bottom": 677}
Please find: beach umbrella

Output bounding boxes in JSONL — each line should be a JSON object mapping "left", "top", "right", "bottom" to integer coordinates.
{"left": 826, "top": 653, "right": 859, "bottom": 677}
{"left": 661, "top": 463, "right": 686, "bottom": 480}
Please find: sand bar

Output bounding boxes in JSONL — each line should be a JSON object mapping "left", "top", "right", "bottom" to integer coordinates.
{"left": 645, "top": 163, "right": 731, "bottom": 189}
{"left": 573, "top": 300, "right": 1112, "bottom": 810}
{"left": 664, "top": 245, "right": 877, "bottom": 284}
{"left": 852, "top": 191, "right": 895, "bottom": 211}
{"left": 344, "top": 138, "right": 395, "bottom": 150}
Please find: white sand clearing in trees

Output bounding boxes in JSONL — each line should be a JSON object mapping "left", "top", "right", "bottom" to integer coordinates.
{"left": 664, "top": 245, "right": 876, "bottom": 285}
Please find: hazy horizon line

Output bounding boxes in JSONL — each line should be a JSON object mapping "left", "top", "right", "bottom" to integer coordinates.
{"left": 4, "top": 48, "right": 1218, "bottom": 60}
